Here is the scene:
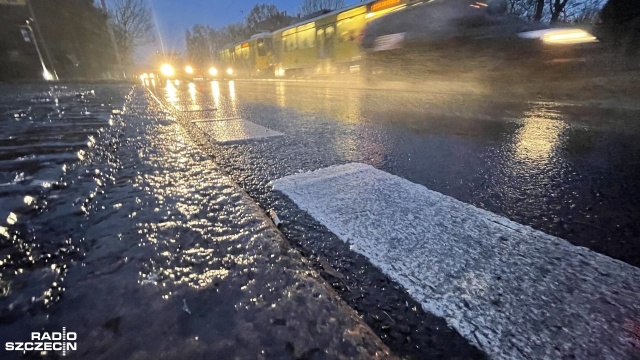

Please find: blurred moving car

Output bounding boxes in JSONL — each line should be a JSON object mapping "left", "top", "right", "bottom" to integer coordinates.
{"left": 158, "top": 62, "right": 228, "bottom": 83}
{"left": 360, "top": 0, "right": 602, "bottom": 82}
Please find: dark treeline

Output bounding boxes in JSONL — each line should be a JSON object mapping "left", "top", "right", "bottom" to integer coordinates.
{"left": 0, "top": 0, "right": 119, "bottom": 81}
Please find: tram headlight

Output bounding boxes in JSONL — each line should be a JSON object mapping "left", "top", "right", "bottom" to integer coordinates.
{"left": 275, "top": 68, "right": 285, "bottom": 77}
{"left": 185, "top": 65, "right": 194, "bottom": 74}
{"left": 226, "top": 68, "right": 234, "bottom": 75}
{"left": 209, "top": 67, "right": 218, "bottom": 76}
{"left": 160, "top": 64, "right": 175, "bottom": 77}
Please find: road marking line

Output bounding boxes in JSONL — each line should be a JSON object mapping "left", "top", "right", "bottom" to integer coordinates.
{"left": 271, "top": 162, "right": 640, "bottom": 360}
{"left": 195, "top": 119, "right": 283, "bottom": 144}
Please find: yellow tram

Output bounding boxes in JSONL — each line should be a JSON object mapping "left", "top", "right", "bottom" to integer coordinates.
{"left": 217, "top": 0, "right": 418, "bottom": 78}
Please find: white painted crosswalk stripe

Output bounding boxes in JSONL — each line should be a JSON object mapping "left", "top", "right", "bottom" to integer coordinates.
{"left": 194, "top": 119, "right": 283, "bottom": 144}
{"left": 272, "top": 162, "right": 640, "bottom": 360}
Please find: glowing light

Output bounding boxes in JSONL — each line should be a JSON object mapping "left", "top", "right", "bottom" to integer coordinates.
{"left": 275, "top": 68, "right": 285, "bottom": 77}
{"left": 229, "top": 80, "right": 237, "bottom": 113}
{"left": 188, "top": 82, "right": 196, "bottom": 102}
{"left": 276, "top": 82, "right": 285, "bottom": 107}
{"left": 160, "top": 63, "right": 175, "bottom": 77}
{"left": 514, "top": 108, "right": 567, "bottom": 163}
{"left": 140, "top": 73, "right": 148, "bottom": 79}
{"left": 211, "top": 81, "right": 220, "bottom": 108}
{"left": 226, "top": 68, "right": 234, "bottom": 75}
{"left": 185, "top": 65, "right": 194, "bottom": 74}
{"left": 43, "top": 69, "right": 54, "bottom": 81}
{"left": 543, "top": 29, "right": 598, "bottom": 44}
{"left": 365, "top": 12, "right": 375, "bottom": 18}
{"left": 165, "top": 82, "right": 178, "bottom": 104}
{"left": 519, "top": 28, "right": 598, "bottom": 44}
{"left": 149, "top": 73, "right": 155, "bottom": 79}
{"left": 209, "top": 67, "right": 218, "bottom": 76}
{"left": 371, "top": 0, "right": 400, "bottom": 12}
{"left": 229, "top": 81, "right": 236, "bottom": 101}
{"left": 24, "top": 195, "right": 35, "bottom": 205}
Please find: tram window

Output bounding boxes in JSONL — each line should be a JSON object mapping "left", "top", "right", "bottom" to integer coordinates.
{"left": 325, "top": 26, "right": 335, "bottom": 39}
{"left": 298, "top": 28, "right": 315, "bottom": 49}
{"left": 256, "top": 39, "right": 271, "bottom": 56}
{"left": 257, "top": 39, "right": 265, "bottom": 56}
{"left": 316, "top": 29, "right": 325, "bottom": 44}
{"left": 284, "top": 35, "right": 296, "bottom": 51}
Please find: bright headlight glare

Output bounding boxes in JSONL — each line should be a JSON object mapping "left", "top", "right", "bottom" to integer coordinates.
{"left": 160, "top": 64, "right": 175, "bottom": 77}
{"left": 226, "top": 68, "right": 233, "bottom": 75}
{"left": 185, "top": 65, "right": 194, "bottom": 74}
{"left": 542, "top": 29, "right": 597, "bottom": 44}
{"left": 209, "top": 67, "right": 218, "bottom": 76}
{"left": 519, "top": 28, "right": 598, "bottom": 45}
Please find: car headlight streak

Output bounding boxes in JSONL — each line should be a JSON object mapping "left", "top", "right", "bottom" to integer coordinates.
{"left": 160, "top": 64, "right": 175, "bottom": 77}
{"left": 518, "top": 28, "right": 598, "bottom": 45}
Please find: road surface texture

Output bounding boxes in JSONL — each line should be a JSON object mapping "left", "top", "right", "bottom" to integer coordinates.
{"left": 149, "top": 78, "right": 640, "bottom": 359}
{"left": 0, "top": 84, "right": 399, "bottom": 359}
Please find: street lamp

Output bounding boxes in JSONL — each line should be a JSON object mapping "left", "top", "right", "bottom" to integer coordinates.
{"left": 20, "top": 20, "right": 55, "bottom": 81}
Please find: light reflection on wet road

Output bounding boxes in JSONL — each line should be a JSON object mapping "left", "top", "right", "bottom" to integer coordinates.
{"left": 146, "top": 79, "right": 640, "bottom": 358}
{"left": 0, "top": 85, "right": 397, "bottom": 359}
{"left": 155, "top": 80, "right": 640, "bottom": 268}
{"left": 2, "top": 79, "right": 638, "bottom": 358}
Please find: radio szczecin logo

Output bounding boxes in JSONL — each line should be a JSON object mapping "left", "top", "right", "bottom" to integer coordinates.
{"left": 5, "top": 327, "right": 77, "bottom": 355}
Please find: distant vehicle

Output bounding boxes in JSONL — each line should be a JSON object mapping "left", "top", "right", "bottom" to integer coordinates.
{"left": 217, "top": 0, "right": 421, "bottom": 78}
{"left": 146, "top": 53, "right": 228, "bottom": 85}
{"left": 158, "top": 62, "right": 226, "bottom": 83}
{"left": 218, "top": 33, "right": 271, "bottom": 78}
{"left": 359, "top": 0, "right": 602, "bottom": 82}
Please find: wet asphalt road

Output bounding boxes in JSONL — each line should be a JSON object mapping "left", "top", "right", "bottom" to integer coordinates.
{"left": 1, "top": 79, "right": 639, "bottom": 359}
{"left": 158, "top": 79, "right": 640, "bottom": 268}
{"left": 148, "top": 79, "right": 640, "bottom": 358}
{"left": 0, "top": 84, "right": 396, "bottom": 359}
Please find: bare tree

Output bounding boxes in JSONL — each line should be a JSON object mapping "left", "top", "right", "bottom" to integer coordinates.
{"left": 534, "top": 0, "right": 545, "bottom": 21}
{"left": 299, "top": 0, "right": 345, "bottom": 16}
{"left": 549, "top": 0, "right": 570, "bottom": 22}
{"left": 506, "top": 0, "right": 606, "bottom": 22}
{"left": 109, "top": 0, "right": 155, "bottom": 64}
